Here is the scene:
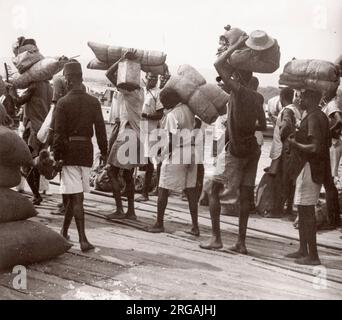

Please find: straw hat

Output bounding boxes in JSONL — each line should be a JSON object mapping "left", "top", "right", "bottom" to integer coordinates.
{"left": 246, "top": 30, "right": 275, "bottom": 51}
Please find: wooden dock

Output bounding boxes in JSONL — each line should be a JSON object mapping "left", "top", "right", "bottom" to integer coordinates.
{"left": 0, "top": 184, "right": 341, "bottom": 300}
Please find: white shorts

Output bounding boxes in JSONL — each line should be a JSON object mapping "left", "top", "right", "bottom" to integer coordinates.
{"left": 60, "top": 166, "right": 91, "bottom": 194}
{"left": 294, "top": 162, "right": 321, "bottom": 206}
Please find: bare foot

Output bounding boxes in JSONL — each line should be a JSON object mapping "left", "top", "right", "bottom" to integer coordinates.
{"left": 106, "top": 211, "right": 125, "bottom": 220}
{"left": 229, "top": 243, "right": 248, "bottom": 255}
{"left": 285, "top": 250, "right": 308, "bottom": 259}
{"left": 147, "top": 225, "right": 165, "bottom": 233}
{"left": 185, "top": 227, "right": 200, "bottom": 237}
{"left": 295, "top": 256, "right": 321, "bottom": 266}
{"left": 60, "top": 230, "right": 70, "bottom": 241}
{"left": 199, "top": 238, "right": 223, "bottom": 250}
{"left": 136, "top": 195, "right": 149, "bottom": 202}
{"left": 80, "top": 241, "right": 95, "bottom": 252}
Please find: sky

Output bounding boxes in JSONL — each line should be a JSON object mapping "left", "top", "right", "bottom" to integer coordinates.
{"left": 0, "top": 0, "right": 341, "bottom": 86}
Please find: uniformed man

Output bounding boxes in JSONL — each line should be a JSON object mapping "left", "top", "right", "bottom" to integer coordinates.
{"left": 53, "top": 62, "right": 108, "bottom": 252}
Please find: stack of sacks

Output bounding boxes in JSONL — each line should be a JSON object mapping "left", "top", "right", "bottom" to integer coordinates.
{"left": 279, "top": 59, "right": 340, "bottom": 93}
{"left": 221, "top": 28, "right": 281, "bottom": 74}
{"left": 12, "top": 43, "right": 44, "bottom": 74}
{"left": 163, "top": 65, "right": 229, "bottom": 124}
{"left": 87, "top": 41, "right": 168, "bottom": 75}
{"left": 0, "top": 126, "right": 71, "bottom": 271}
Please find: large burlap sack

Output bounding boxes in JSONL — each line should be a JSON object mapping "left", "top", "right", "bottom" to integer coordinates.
{"left": 222, "top": 28, "right": 246, "bottom": 46}
{"left": 0, "top": 221, "right": 72, "bottom": 270}
{"left": 10, "top": 57, "right": 68, "bottom": 89}
{"left": 195, "top": 83, "right": 229, "bottom": 116}
{"left": 0, "top": 188, "right": 38, "bottom": 222}
{"left": 87, "top": 58, "right": 109, "bottom": 70}
{"left": 229, "top": 40, "right": 281, "bottom": 74}
{"left": 188, "top": 89, "right": 220, "bottom": 125}
{"left": 282, "top": 59, "right": 339, "bottom": 82}
{"left": 0, "top": 126, "right": 33, "bottom": 166}
{"left": 88, "top": 42, "right": 167, "bottom": 66}
{"left": 279, "top": 73, "right": 339, "bottom": 93}
{"left": 177, "top": 65, "right": 206, "bottom": 87}
{"left": 12, "top": 45, "right": 44, "bottom": 74}
{"left": 141, "top": 64, "right": 168, "bottom": 75}
{"left": 163, "top": 75, "right": 198, "bottom": 103}
{"left": 0, "top": 165, "right": 21, "bottom": 188}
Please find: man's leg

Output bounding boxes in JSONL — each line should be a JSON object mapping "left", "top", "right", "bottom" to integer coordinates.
{"left": 148, "top": 187, "right": 169, "bottom": 233}
{"left": 26, "top": 167, "right": 42, "bottom": 205}
{"left": 116, "top": 169, "right": 137, "bottom": 220}
{"left": 229, "top": 186, "right": 249, "bottom": 254}
{"left": 200, "top": 182, "right": 224, "bottom": 250}
{"left": 60, "top": 194, "right": 73, "bottom": 240}
{"left": 295, "top": 205, "right": 321, "bottom": 266}
{"left": 106, "top": 165, "right": 125, "bottom": 219}
{"left": 72, "top": 192, "right": 94, "bottom": 252}
{"left": 324, "top": 177, "right": 341, "bottom": 229}
{"left": 136, "top": 161, "right": 154, "bottom": 202}
{"left": 230, "top": 148, "right": 261, "bottom": 254}
{"left": 286, "top": 207, "right": 308, "bottom": 258}
{"left": 184, "top": 187, "right": 200, "bottom": 236}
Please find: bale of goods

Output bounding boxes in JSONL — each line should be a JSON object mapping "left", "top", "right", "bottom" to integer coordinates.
{"left": 10, "top": 57, "right": 69, "bottom": 89}
{"left": 88, "top": 41, "right": 167, "bottom": 66}
{"left": 87, "top": 58, "right": 110, "bottom": 70}
{"left": 282, "top": 59, "right": 339, "bottom": 81}
{"left": 188, "top": 91, "right": 220, "bottom": 124}
{"left": 279, "top": 59, "right": 340, "bottom": 93}
{"left": 141, "top": 64, "right": 168, "bottom": 76}
{"left": 0, "top": 188, "right": 38, "bottom": 223}
{"left": 222, "top": 28, "right": 246, "bottom": 46}
{"left": 117, "top": 59, "right": 141, "bottom": 91}
{"left": 192, "top": 83, "right": 229, "bottom": 116}
{"left": 0, "top": 126, "right": 33, "bottom": 166}
{"left": 162, "top": 65, "right": 229, "bottom": 124}
{"left": 163, "top": 75, "right": 198, "bottom": 103}
{"left": 177, "top": 64, "right": 206, "bottom": 87}
{"left": 0, "top": 165, "right": 21, "bottom": 188}
{"left": 229, "top": 40, "right": 281, "bottom": 74}
{"left": 0, "top": 220, "right": 72, "bottom": 270}
{"left": 12, "top": 45, "right": 44, "bottom": 74}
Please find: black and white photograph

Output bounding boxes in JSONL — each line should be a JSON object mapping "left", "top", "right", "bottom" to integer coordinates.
{"left": 0, "top": 0, "right": 341, "bottom": 304}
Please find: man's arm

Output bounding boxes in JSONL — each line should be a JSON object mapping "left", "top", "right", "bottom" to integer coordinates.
{"left": 16, "top": 85, "right": 35, "bottom": 107}
{"left": 94, "top": 101, "right": 108, "bottom": 161}
{"left": 279, "top": 108, "right": 295, "bottom": 141}
{"left": 288, "top": 135, "right": 319, "bottom": 154}
{"left": 214, "top": 35, "right": 248, "bottom": 93}
{"left": 52, "top": 102, "right": 67, "bottom": 161}
{"left": 255, "top": 100, "right": 267, "bottom": 131}
{"left": 142, "top": 109, "right": 164, "bottom": 121}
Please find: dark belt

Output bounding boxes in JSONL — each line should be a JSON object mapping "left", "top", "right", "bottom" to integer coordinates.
{"left": 68, "top": 136, "right": 91, "bottom": 142}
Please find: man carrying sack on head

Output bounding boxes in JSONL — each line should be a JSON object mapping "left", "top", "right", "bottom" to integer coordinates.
{"left": 52, "top": 62, "right": 108, "bottom": 252}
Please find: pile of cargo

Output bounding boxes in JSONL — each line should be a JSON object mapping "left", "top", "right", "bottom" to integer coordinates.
{"left": 87, "top": 41, "right": 168, "bottom": 75}
{"left": 219, "top": 27, "right": 281, "bottom": 74}
{"left": 162, "top": 65, "right": 229, "bottom": 124}
{"left": 0, "top": 126, "right": 71, "bottom": 271}
{"left": 279, "top": 59, "right": 340, "bottom": 93}
{"left": 9, "top": 38, "right": 68, "bottom": 89}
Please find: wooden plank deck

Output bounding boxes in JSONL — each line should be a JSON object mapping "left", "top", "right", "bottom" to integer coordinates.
{"left": 1, "top": 184, "right": 342, "bottom": 300}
